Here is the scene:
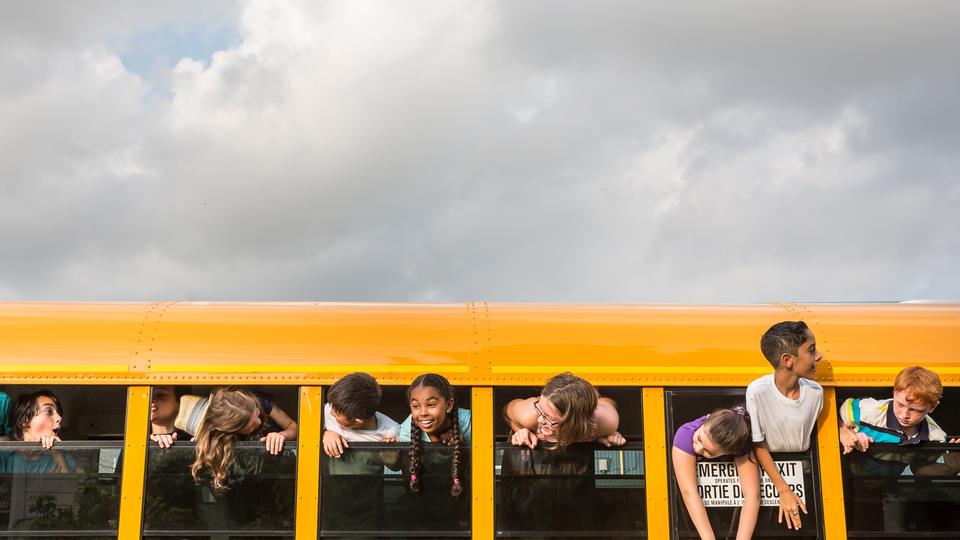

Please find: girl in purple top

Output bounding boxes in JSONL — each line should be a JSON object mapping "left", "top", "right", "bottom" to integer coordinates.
{"left": 672, "top": 406, "right": 759, "bottom": 540}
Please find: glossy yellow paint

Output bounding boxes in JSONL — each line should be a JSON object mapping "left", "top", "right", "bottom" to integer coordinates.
{"left": 817, "top": 387, "right": 848, "bottom": 539}
{"left": 642, "top": 387, "right": 669, "bottom": 539}
{"left": 117, "top": 386, "right": 150, "bottom": 540}
{"left": 2, "top": 302, "right": 957, "bottom": 386}
{"left": 295, "top": 386, "right": 323, "bottom": 539}
{"left": 472, "top": 387, "right": 495, "bottom": 539}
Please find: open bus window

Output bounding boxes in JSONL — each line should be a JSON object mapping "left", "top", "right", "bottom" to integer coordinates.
{"left": 319, "top": 385, "right": 471, "bottom": 538}
{"left": 494, "top": 386, "right": 645, "bottom": 537}
{"left": 838, "top": 386, "right": 960, "bottom": 537}
{"left": 666, "top": 388, "right": 824, "bottom": 539}
{"left": 0, "top": 384, "right": 125, "bottom": 537}
{"left": 141, "top": 385, "right": 298, "bottom": 538}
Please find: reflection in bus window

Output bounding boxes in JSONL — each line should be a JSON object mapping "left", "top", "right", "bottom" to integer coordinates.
{"left": 0, "top": 442, "right": 122, "bottom": 536}
{"left": 495, "top": 442, "right": 647, "bottom": 537}
{"left": 843, "top": 443, "right": 960, "bottom": 535}
{"left": 320, "top": 443, "right": 470, "bottom": 537}
{"left": 142, "top": 442, "right": 296, "bottom": 537}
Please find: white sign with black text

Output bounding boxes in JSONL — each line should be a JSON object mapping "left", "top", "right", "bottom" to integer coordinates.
{"left": 696, "top": 460, "right": 805, "bottom": 507}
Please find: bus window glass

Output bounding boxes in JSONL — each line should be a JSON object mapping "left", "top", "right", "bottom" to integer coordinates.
{"left": 319, "top": 386, "right": 471, "bottom": 538}
{"left": 666, "top": 388, "right": 824, "bottom": 539}
{"left": 141, "top": 385, "right": 298, "bottom": 538}
{"left": 0, "top": 385, "right": 125, "bottom": 537}
{"left": 494, "top": 386, "right": 645, "bottom": 537}
{"left": 839, "top": 386, "right": 960, "bottom": 538}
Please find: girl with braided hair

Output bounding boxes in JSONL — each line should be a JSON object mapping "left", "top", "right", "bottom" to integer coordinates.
{"left": 397, "top": 373, "right": 472, "bottom": 497}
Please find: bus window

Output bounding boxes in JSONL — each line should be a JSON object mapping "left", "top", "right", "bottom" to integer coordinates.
{"left": 141, "top": 385, "right": 298, "bottom": 538}
{"left": 0, "top": 384, "right": 125, "bottom": 537}
{"left": 839, "top": 386, "right": 960, "bottom": 538}
{"left": 666, "top": 388, "right": 824, "bottom": 539}
{"left": 494, "top": 386, "right": 645, "bottom": 537}
{"left": 319, "top": 385, "right": 471, "bottom": 538}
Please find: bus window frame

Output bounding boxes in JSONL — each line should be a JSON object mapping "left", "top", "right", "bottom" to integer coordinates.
{"left": 664, "top": 387, "right": 827, "bottom": 540}
{"left": 0, "top": 439, "right": 125, "bottom": 538}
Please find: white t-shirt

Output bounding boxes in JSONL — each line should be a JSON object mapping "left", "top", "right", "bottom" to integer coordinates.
{"left": 323, "top": 403, "right": 398, "bottom": 442}
{"left": 745, "top": 374, "right": 823, "bottom": 453}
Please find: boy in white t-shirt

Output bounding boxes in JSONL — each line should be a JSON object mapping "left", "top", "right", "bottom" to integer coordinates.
{"left": 746, "top": 321, "right": 823, "bottom": 532}
{"left": 323, "top": 372, "right": 398, "bottom": 458}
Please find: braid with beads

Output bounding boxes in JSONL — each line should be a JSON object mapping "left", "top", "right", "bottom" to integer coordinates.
{"left": 448, "top": 404, "right": 463, "bottom": 497}
{"left": 408, "top": 416, "right": 423, "bottom": 493}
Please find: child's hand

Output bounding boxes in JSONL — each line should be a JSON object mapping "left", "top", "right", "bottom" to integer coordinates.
{"left": 381, "top": 437, "right": 398, "bottom": 443}
{"left": 596, "top": 431, "right": 626, "bottom": 447}
{"left": 777, "top": 489, "right": 807, "bottom": 530}
{"left": 150, "top": 432, "right": 178, "bottom": 449}
{"left": 40, "top": 432, "right": 60, "bottom": 450}
{"left": 261, "top": 432, "right": 287, "bottom": 455}
{"left": 511, "top": 428, "right": 538, "bottom": 448}
{"left": 949, "top": 437, "right": 960, "bottom": 444}
{"left": 322, "top": 430, "right": 348, "bottom": 458}
{"left": 853, "top": 432, "right": 872, "bottom": 452}
{"left": 839, "top": 424, "right": 857, "bottom": 454}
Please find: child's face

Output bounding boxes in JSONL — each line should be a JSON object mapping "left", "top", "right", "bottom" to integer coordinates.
{"left": 409, "top": 385, "right": 453, "bottom": 435}
{"left": 892, "top": 390, "right": 935, "bottom": 429}
{"left": 240, "top": 413, "right": 262, "bottom": 435}
{"left": 151, "top": 386, "right": 178, "bottom": 423}
{"left": 692, "top": 425, "right": 723, "bottom": 459}
{"left": 789, "top": 330, "right": 822, "bottom": 378}
{"left": 23, "top": 396, "right": 62, "bottom": 441}
{"left": 534, "top": 395, "right": 562, "bottom": 439}
{"left": 331, "top": 409, "right": 363, "bottom": 430}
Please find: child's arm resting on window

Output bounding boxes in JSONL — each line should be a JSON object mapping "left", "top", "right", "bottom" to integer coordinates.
{"left": 262, "top": 405, "right": 299, "bottom": 454}
{"left": 594, "top": 397, "right": 625, "bottom": 447}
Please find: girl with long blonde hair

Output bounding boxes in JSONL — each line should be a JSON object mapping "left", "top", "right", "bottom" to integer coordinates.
{"left": 188, "top": 388, "right": 298, "bottom": 491}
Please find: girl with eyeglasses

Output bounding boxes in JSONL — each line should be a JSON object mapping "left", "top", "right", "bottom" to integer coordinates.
{"left": 504, "top": 372, "right": 625, "bottom": 448}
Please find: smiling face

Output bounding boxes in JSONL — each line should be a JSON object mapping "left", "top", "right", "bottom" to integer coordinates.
{"left": 788, "top": 330, "right": 822, "bottom": 378}
{"left": 692, "top": 425, "right": 724, "bottom": 459}
{"left": 151, "top": 386, "right": 178, "bottom": 424}
{"left": 892, "top": 390, "right": 935, "bottom": 431}
{"left": 22, "top": 395, "right": 62, "bottom": 441}
{"left": 408, "top": 384, "right": 453, "bottom": 436}
{"left": 534, "top": 396, "right": 562, "bottom": 440}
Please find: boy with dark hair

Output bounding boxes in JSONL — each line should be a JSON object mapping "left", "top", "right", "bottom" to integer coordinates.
{"left": 747, "top": 321, "right": 823, "bottom": 531}
{"left": 321, "top": 373, "right": 399, "bottom": 536}
{"left": 323, "top": 372, "right": 398, "bottom": 458}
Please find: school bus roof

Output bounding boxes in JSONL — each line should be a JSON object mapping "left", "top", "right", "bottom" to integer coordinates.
{"left": 1, "top": 301, "right": 957, "bottom": 386}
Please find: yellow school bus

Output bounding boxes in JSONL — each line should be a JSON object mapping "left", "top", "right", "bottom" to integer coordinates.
{"left": 1, "top": 301, "right": 958, "bottom": 539}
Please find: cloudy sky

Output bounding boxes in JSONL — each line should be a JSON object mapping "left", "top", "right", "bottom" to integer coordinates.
{"left": 1, "top": 1, "right": 958, "bottom": 303}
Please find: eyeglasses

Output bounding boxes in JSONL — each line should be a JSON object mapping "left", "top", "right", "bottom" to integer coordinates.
{"left": 532, "top": 398, "right": 560, "bottom": 427}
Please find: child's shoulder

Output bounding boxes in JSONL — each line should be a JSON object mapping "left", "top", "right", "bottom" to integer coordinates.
{"left": 746, "top": 373, "right": 775, "bottom": 393}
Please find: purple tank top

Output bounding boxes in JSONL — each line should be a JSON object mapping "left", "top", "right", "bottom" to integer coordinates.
{"left": 673, "top": 415, "right": 707, "bottom": 457}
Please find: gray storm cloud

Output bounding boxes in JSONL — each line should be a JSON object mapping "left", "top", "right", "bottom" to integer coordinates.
{"left": 1, "top": 0, "right": 958, "bottom": 302}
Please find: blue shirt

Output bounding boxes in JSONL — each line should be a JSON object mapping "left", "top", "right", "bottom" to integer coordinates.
{"left": 0, "top": 391, "right": 12, "bottom": 437}
{"left": 0, "top": 450, "right": 77, "bottom": 473}
{"left": 398, "top": 408, "right": 472, "bottom": 445}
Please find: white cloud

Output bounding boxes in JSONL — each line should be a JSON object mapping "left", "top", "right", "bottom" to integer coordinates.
{"left": 0, "top": 0, "right": 958, "bottom": 302}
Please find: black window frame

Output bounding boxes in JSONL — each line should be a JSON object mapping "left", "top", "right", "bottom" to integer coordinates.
{"left": 665, "top": 387, "right": 826, "bottom": 540}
